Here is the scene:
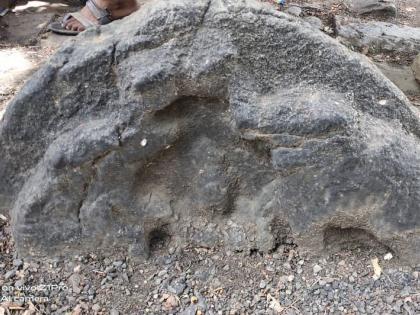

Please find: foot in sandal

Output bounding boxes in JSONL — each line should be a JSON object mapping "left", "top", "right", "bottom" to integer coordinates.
{"left": 49, "top": 0, "right": 138, "bottom": 36}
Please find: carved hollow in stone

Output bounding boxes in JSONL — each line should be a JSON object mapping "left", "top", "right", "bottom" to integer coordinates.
{"left": 0, "top": 0, "right": 419, "bottom": 262}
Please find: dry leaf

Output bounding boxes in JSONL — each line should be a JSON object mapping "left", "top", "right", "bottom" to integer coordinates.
{"left": 371, "top": 257, "right": 382, "bottom": 280}
{"left": 267, "top": 294, "right": 284, "bottom": 313}
{"left": 9, "top": 306, "right": 25, "bottom": 310}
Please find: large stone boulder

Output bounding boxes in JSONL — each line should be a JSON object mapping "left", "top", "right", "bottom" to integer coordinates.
{"left": 1, "top": 0, "right": 419, "bottom": 262}
{"left": 344, "top": 0, "right": 397, "bottom": 17}
{"left": 335, "top": 15, "right": 420, "bottom": 55}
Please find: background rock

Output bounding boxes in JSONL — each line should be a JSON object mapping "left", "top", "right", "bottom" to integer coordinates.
{"left": 345, "top": 0, "right": 397, "bottom": 17}
{"left": 335, "top": 15, "right": 420, "bottom": 55}
{"left": 413, "top": 53, "right": 420, "bottom": 83}
{"left": 303, "top": 16, "right": 323, "bottom": 30}
{"left": 286, "top": 6, "right": 302, "bottom": 17}
{"left": 0, "top": 0, "right": 419, "bottom": 263}
{"left": 376, "top": 62, "right": 420, "bottom": 95}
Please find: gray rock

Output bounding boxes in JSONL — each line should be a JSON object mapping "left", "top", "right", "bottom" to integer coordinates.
{"left": 303, "top": 16, "right": 323, "bottom": 30}
{"left": 92, "top": 304, "right": 100, "bottom": 312}
{"left": 4, "top": 270, "right": 16, "bottom": 280}
{"left": 313, "top": 265, "right": 322, "bottom": 274}
{"left": 413, "top": 54, "right": 420, "bottom": 83}
{"left": 335, "top": 15, "right": 420, "bottom": 55}
{"left": 12, "top": 258, "right": 23, "bottom": 267}
{"left": 167, "top": 277, "right": 187, "bottom": 295}
{"left": 0, "top": 0, "right": 420, "bottom": 263}
{"left": 68, "top": 273, "right": 82, "bottom": 294}
{"left": 113, "top": 261, "right": 123, "bottom": 268}
{"left": 375, "top": 62, "right": 420, "bottom": 95}
{"left": 286, "top": 6, "right": 301, "bottom": 17}
{"left": 345, "top": 0, "right": 397, "bottom": 16}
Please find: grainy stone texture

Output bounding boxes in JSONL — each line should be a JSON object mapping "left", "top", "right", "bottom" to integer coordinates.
{"left": 303, "top": 16, "right": 323, "bottom": 30}
{"left": 413, "top": 53, "right": 420, "bottom": 83}
{"left": 335, "top": 15, "right": 420, "bottom": 55}
{"left": 0, "top": 0, "right": 420, "bottom": 262}
{"left": 286, "top": 6, "right": 301, "bottom": 17}
{"left": 345, "top": 0, "right": 397, "bottom": 17}
{"left": 376, "top": 62, "right": 420, "bottom": 95}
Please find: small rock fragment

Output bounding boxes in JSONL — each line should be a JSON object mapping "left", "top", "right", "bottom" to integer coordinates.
{"left": 384, "top": 252, "right": 393, "bottom": 261}
{"left": 68, "top": 273, "right": 82, "bottom": 294}
{"left": 163, "top": 295, "right": 178, "bottom": 311}
{"left": 313, "top": 264, "right": 322, "bottom": 274}
{"left": 113, "top": 261, "right": 123, "bottom": 268}
{"left": 267, "top": 294, "right": 284, "bottom": 312}
{"left": 5, "top": 269, "right": 16, "bottom": 280}
{"left": 92, "top": 304, "right": 100, "bottom": 312}
{"left": 13, "top": 259, "right": 23, "bottom": 267}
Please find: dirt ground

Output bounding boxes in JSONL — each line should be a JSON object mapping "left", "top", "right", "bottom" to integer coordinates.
{"left": 0, "top": 0, "right": 79, "bottom": 115}
{"left": 0, "top": 215, "right": 419, "bottom": 315}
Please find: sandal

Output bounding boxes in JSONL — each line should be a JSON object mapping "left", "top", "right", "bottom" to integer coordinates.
{"left": 48, "top": 0, "right": 113, "bottom": 36}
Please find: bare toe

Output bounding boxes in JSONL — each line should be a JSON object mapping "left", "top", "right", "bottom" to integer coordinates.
{"left": 71, "top": 22, "right": 81, "bottom": 31}
{"left": 65, "top": 21, "right": 74, "bottom": 30}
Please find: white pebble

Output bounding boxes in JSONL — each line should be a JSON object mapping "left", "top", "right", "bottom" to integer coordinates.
{"left": 384, "top": 252, "right": 393, "bottom": 261}
{"left": 313, "top": 264, "right": 322, "bottom": 274}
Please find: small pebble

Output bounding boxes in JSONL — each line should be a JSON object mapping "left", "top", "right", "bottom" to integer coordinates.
{"left": 313, "top": 264, "right": 322, "bottom": 274}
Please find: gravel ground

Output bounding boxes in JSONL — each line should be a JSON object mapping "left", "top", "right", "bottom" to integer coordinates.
{"left": 0, "top": 216, "right": 419, "bottom": 314}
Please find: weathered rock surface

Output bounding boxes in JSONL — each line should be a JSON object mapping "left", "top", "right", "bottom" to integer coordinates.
{"left": 286, "top": 6, "right": 302, "bottom": 17}
{"left": 0, "top": 0, "right": 420, "bottom": 262}
{"left": 335, "top": 15, "right": 420, "bottom": 55}
{"left": 303, "top": 16, "right": 323, "bottom": 30}
{"left": 376, "top": 62, "right": 420, "bottom": 95}
{"left": 413, "top": 53, "right": 420, "bottom": 83}
{"left": 345, "top": 0, "right": 397, "bottom": 17}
